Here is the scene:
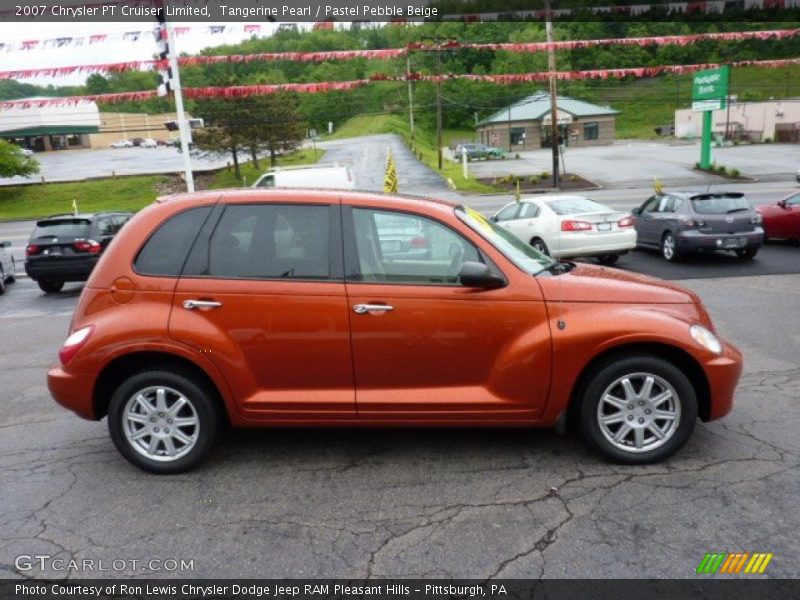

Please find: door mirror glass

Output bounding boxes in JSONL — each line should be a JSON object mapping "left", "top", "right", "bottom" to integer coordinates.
{"left": 459, "top": 261, "right": 505, "bottom": 288}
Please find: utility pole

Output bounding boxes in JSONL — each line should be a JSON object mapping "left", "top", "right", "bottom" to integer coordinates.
{"left": 407, "top": 54, "right": 415, "bottom": 140}
{"left": 545, "top": 0, "right": 560, "bottom": 188}
{"left": 436, "top": 44, "right": 443, "bottom": 170}
{"left": 155, "top": 4, "right": 194, "bottom": 193}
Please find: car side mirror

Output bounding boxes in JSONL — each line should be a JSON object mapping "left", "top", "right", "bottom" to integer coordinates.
{"left": 489, "top": 215, "right": 498, "bottom": 222}
{"left": 0, "top": 241, "right": 11, "bottom": 247}
{"left": 777, "top": 199, "right": 787, "bottom": 209}
{"left": 459, "top": 261, "right": 505, "bottom": 288}
{"left": 631, "top": 207, "right": 642, "bottom": 216}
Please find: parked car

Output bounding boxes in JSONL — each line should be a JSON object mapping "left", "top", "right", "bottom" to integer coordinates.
{"left": 25, "top": 212, "right": 133, "bottom": 293}
{"left": 492, "top": 195, "right": 636, "bottom": 265}
{"left": 756, "top": 192, "right": 800, "bottom": 241}
{"left": 632, "top": 192, "right": 764, "bottom": 261}
{"left": 252, "top": 165, "right": 356, "bottom": 190}
{"left": 0, "top": 240, "right": 16, "bottom": 294}
{"left": 109, "top": 140, "right": 133, "bottom": 148}
{"left": 19, "top": 147, "right": 34, "bottom": 157}
{"left": 455, "top": 143, "right": 506, "bottom": 161}
{"left": 47, "top": 189, "right": 742, "bottom": 473}
{"left": 141, "top": 138, "right": 158, "bottom": 148}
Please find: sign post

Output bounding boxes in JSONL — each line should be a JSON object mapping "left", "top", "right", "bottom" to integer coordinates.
{"left": 692, "top": 65, "right": 729, "bottom": 170}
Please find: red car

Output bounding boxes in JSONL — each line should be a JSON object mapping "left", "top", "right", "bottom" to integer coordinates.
{"left": 756, "top": 192, "right": 800, "bottom": 241}
{"left": 48, "top": 190, "right": 742, "bottom": 473}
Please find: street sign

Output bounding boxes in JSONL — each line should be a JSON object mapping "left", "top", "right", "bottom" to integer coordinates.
{"left": 692, "top": 66, "right": 730, "bottom": 101}
{"left": 692, "top": 99, "right": 723, "bottom": 112}
{"left": 692, "top": 65, "right": 730, "bottom": 169}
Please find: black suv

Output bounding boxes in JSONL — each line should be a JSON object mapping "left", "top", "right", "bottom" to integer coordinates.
{"left": 632, "top": 192, "right": 764, "bottom": 262}
{"left": 25, "top": 212, "right": 133, "bottom": 293}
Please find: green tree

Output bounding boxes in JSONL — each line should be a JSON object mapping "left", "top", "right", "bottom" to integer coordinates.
{"left": 239, "top": 92, "right": 307, "bottom": 169}
{"left": 0, "top": 140, "right": 39, "bottom": 178}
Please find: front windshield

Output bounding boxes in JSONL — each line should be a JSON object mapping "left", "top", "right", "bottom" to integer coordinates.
{"left": 456, "top": 206, "right": 556, "bottom": 275}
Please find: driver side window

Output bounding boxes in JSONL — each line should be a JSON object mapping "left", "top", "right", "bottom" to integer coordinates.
{"left": 351, "top": 208, "right": 480, "bottom": 285}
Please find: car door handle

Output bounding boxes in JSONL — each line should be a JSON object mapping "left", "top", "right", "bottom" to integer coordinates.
{"left": 183, "top": 299, "right": 222, "bottom": 310}
{"left": 353, "top": 304, "right": 394, "bottom": 314}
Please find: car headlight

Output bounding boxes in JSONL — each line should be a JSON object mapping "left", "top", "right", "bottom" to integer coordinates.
{"left": 690, "top": 324, "right": 722, "bottom": 355}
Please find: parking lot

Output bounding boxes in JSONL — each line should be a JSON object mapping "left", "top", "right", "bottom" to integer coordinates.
{"left": 2, "top": 131, "right": 800, "bottom": 578}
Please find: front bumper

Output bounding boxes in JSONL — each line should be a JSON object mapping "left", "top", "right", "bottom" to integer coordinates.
{"left": 677, "top": 228, "right": 764, "bottom": 253}
{"left": 48, "top": 365, "right": 98, "bottom": 420}
{"left": 702, "top": 338, "right": 743, "bottom": 421}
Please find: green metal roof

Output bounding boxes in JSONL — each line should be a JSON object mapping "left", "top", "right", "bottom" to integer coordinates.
{"left": 478, "top": 91, "right": 619, "bottom": 126}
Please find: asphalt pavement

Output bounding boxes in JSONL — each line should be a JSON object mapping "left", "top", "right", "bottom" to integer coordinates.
{"left": 0, "top": 274, "right": 798, "bottom": 579}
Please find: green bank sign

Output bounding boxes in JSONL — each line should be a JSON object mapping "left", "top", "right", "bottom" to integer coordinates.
{"left": 692, "top": 66, "right": 730, "bottom": 101}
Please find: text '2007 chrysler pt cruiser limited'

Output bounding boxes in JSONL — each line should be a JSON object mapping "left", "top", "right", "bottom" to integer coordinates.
{"left": 48, "top": 190, "right": 743, "bottom": 473}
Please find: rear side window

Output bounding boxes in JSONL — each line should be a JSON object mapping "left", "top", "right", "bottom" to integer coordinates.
{"left": 200, "top": 204, "right": 332, "bottom": 280}
{"left": 32, "top": 219, "right": 91, "bottom": 239}
{"left": 134, "top": 207, "right": 212, "bottom": 276}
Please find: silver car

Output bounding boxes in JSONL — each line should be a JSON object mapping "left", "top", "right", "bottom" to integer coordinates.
{"left": 0, "top": 240, "right": 16, "bottom": 294}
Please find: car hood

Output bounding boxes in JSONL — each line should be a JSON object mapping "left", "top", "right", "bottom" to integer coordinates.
{"left": 537, "top": 263, "right": 699, "bottom": 304}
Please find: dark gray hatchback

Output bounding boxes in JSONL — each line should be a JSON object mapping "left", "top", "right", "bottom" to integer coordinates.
{"left": 632, "top": 192, "right": 764, "bottom": 262}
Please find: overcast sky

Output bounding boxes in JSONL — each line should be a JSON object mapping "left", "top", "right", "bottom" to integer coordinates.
{"left": 0, "top": 22, "right": 285, "bottom": 87}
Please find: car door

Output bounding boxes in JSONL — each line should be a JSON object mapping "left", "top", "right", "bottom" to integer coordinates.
{"left": 776, "top": 193, "right": 800, "bottom": 238}
{"left": 504, "top": 201, "right": 543, "bottom": 245}
{"left": 168, "top": 199, "right": 356, "bottom": 420}
{"left": 343, "top": 204, "right": 551, "bottom": 421}
{"left": 634, "top": 196, "right": 662, "bottom": 247}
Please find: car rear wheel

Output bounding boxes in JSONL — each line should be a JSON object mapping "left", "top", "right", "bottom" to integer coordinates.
{"left": 108, "top": 369, "right": 222, "bottom": 474}
{"left": 597, "top": 254, "right": 620, "bottom": 266}
{"left": 661, "top": 232, "right": 681, "bottom": 262}
{"left": 579, "top": 355, "right": 697, "bottom": 464}
{"left": 736, "top": 248, "right": 758, "bottom": 259}
{"left": 530, "top": 237, "right": 550, "bottom": 256}
{"left": 38, "top": 280, "right": 64, "bottom": 294}
{"left": 7, "top": 258, "right": 15, "bottom": 283}
{"left": 0, "top": 267, "right": 5, "bottom": 294}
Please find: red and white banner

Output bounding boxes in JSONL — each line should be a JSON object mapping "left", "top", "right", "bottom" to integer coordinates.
{"left": 1, "top": 29, "right": 795, "bottom": 80}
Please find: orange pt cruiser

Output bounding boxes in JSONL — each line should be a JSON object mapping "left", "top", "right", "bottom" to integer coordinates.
{"left": 48, "top": 190, "right": 742, "bottom": 473}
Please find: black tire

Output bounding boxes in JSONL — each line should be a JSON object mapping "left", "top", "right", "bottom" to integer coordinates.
{"left": 107, "top": 369, "right": 222, "bottom": 474}
{"left": 0, "top": 267, "right": 5, "bottom": 295}
{"left": 7, "top": 258, "right": 15, "bottom": 283}
{"left": 579, "top": 355, "right": 698, "bottom": 464}
{"left": 736, "top": 248, "right": 758, "bottom": 259}
{"left": 597, "top": 254, "right": 620, "bottom": 266}
{"left": 530, "top": 237, "right": 550, "bottom": 256}
{"left": 661, "top": 232, "right": 682, "bottom": 262}
{"left": 38, "top": 280, "right": 64, "bottom": 294}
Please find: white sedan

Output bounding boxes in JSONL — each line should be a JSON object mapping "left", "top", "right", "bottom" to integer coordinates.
{"left": 109, "top": 139, "right": 133, "bottom": 148}
{"left": 492, "top": 195, "right": 637, "bottom": 265}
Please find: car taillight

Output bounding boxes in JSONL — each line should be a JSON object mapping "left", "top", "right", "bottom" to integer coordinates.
{"left": 58, "top": 325, "right": 94, "bottom": 366}
{"left": 617, "top": 216, "right": 634, "bottom": 228}
{"left": 26, "top": 244, "right": 41, "bottom": 256}
{"left": 751, "top": 213, "right": 762, "bottom": 224}
{"left": 410, "top": 236, "right": 428, "bottom": 248}
{"left": 561, "top": 220, "right": 592, "bottom": 232}
{"left": 73, "top": 239, "right": 102, "bottom": 254}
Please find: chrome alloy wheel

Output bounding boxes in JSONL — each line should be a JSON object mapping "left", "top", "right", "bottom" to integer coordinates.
{"left": 123, "top": 386, "right": 199, "bottom": 462}
{"left": 662, "top": 234, "right": 676, "bottom": 260}
{"left": 596, "top": 372, "right": 681, "bottom": 453}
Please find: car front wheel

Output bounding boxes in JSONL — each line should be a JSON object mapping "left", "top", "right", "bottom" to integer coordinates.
{"left": 579, "top": 355, "right": 697, "bottom": 464}
{"left": 661, "top": 232, "right": 681, "bottom": 262}
{"left": 108, "top": 369, "right": 222, "bottom": 474}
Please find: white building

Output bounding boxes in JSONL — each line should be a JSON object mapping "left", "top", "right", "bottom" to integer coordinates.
{"left": 675, "top": 98, "right": 800, "bottom": 143}
{"left": 0, "top": 99, "right": 101, "bottom": 151}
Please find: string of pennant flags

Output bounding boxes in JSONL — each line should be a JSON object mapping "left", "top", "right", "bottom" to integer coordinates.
{"left": 0, "top": 28, "right": 796, "bottom": 80}
{"left": 0, "top": 24, "right": 262, "bottom": 53}
{"left": 2, "top": 57, "right": 798, "bottom": 110}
